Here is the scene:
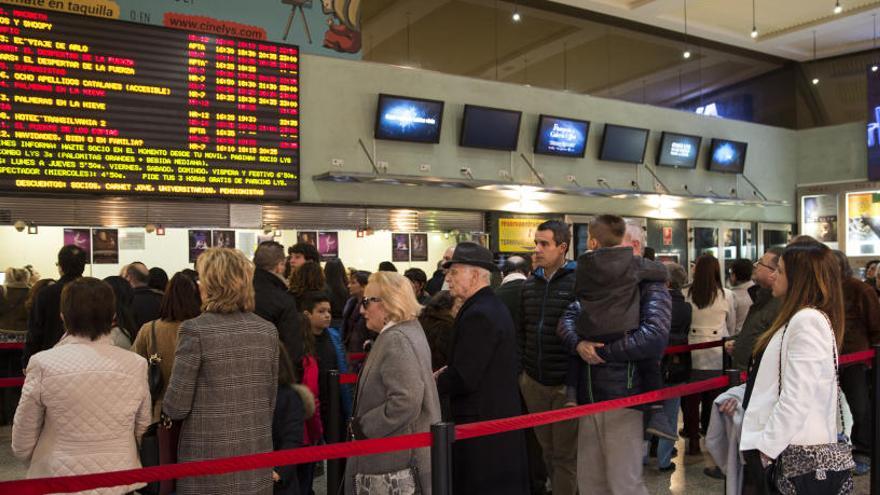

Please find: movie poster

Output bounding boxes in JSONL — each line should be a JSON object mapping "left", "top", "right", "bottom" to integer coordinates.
{"left": 92, "top": 229, "right": 119, "bottom": 264}
{"left": 392, "top": 233, "right": 410, "bottom": 262}
{"left": 64, "top": 228, "right": 91, "bottom": 260}
{"left": 297, "top": 231, "right": 317, "bottom": 248}
{"left": 801, "top": 194, "right": 838, "bottom": 245}
{"left": 498, "top": 218, "right": 546, "bottom": 253}
{"left": 410, "top": 233, "right": 428, "bottom": 262}
{"left": 318, "top": 231, "right": 339, "bottom": 261}
{"left": 189, "top": 230, "right": 211, "bottom": 263}
{"left": 211, "top": 230, "right": 236, "bottom": 248}
{"left": 846, "top": 191, "right": 880, "bottom": 256}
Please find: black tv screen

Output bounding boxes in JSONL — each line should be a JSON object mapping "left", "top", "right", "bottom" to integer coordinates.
{"left": 867, "top": 66, "right": 880, "bottom": 180}
{"left": 656, "top": 132, "right": 702, "bottom": 168}
{"left": 460, "top": 105, "right": 522, "bottom": 151}
{"left": 374, "top": 94, "right": 444, "bottom": 143}
{"left": 533, "top": 115, "right": 590, "bottom": 158}
{"left": 708, "top": 139, "right": 748, "bottom": 174}
{"left": 599, "top": 124, "right": 649, "bottom": 164}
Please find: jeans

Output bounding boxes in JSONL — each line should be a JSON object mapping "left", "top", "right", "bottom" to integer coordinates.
{"left": 655, "top": 397, "right": 681, "bottom": 468}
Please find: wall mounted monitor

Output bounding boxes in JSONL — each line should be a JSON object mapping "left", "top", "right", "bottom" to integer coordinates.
{"left": 0, "top": 6, "right": 301, "bottom": 201}
{"left": 459, "top": 104, "right": 522, "bottom": 151}
{"left": 598, "top": 124, "right": 650, "bottom": 164}
{"left": 533, "top": 115, "right": 590, "bottom": 158}
{"left": 374, "top": 94, "right": 444, "bottom": 143}
{"left": 656, "top": 132, "right": 702, "bottom": 169}
{"left": 708, "top": 139, "right": 748, "bottom": 174}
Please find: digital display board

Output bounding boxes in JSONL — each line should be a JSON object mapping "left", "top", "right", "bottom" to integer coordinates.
{"left": 533, "top": 114, "right": 589, "bottom": 158}
{"left": 708, "top": 139, "right": 747, "bottom": 174}
{"left": 598, "top": 124, "right": 649, "bottom": 164}
{"left": 459, "top": 104, "right": 521, "bottom": 151}
{"left": 374, "top": 94, "right": 443, "bottom": 143}
{"left": 656, "top": 132, "right": 701, "bottom": 169}
{"left": 0, "top": 6, "right": 300, "bottom": 200}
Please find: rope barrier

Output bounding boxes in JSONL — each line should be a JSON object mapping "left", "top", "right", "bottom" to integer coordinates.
{"left": 664, "top": 339, "right": 724, "bottom": 355}
{"left": 0, "top": 342, "right": 24, "bottom": 350}
{"left": 0, "top": 349, "right": 873, "bottom": 494}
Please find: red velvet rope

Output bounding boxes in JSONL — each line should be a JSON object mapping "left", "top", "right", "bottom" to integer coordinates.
{"left": 339, "top": 373, "right": 358, "bottom": 384}
{"left": 0, "top": 342, "right": 24, "bottom": 350}
{"left": 348, "top": 352, "right": 366, "bottom": 362}
{"left": 0, "top": 377, "right": 24, "bottom": 388}
{"left": 664, "top": 339, "right": 724, "bottom": 355}
{"left": 0, "top": 349, "right": 874, "bottom": 494}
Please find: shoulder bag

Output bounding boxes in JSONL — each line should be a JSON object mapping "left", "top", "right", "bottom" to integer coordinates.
{"left": 771, "top": 311, "right": 855, "bottom": 495}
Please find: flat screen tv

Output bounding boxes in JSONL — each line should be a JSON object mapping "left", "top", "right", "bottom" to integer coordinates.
{"left": 599, "top": 124, "right": 650, "bottom": 164}
{"left": 533, "top": 115, "right": 590, "bottom": 158}
{"left": 656, "top": 132, "right": 702, "bottom": 169}
{"left": 374, "top": 94, "right": 444, "bottom": 143}
{"left": 708, "top": 139, "right": 748, "bottom": 174}
{"left": 460, "top": 104, "right": 522, "bottom": 151}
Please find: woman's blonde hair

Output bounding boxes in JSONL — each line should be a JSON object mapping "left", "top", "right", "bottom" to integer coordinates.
{"left": 197, "top": 248, "right": 255, "bottom": 314}
{"left": 4, "top": 267, "right": 29, "bottom": 286}
{"left": 367, "top": 271, "right": 422, "bottom": 324}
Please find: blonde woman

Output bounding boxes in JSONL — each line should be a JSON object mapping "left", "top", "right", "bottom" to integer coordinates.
{"left": 344, "top": 271, "right": 440, "bottom": 494}
{"left": 163, "top": 248, "right": 279, "bottom": 495}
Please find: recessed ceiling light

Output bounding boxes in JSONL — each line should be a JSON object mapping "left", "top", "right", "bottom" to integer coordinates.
{"left": 812, "top": 77, "right": 820, "bottom": 85}
{"left": 872, "top": 65, "right": 879, "bottom": 72}
{"left": 683, "top": 50, "right": 692, "bottom": 59}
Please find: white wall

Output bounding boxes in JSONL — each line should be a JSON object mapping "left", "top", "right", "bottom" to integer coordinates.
{"left": 0, "top": 226, "right": 456, "bottom": 280}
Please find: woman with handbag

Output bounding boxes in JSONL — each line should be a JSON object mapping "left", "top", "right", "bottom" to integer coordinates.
{"left": 740, "top": 239, "right": 854, "bottom": 494}
{"left": 344, "top": 271, "right": 441, "bottom": 494}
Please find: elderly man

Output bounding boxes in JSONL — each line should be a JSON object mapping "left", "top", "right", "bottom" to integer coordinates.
{"left": 426, "top": 245, "right": 455, "bottom": 296}
{"left": 437, "top": 242, "right": 528, "bottom": 495}
{"left": 123, "top": 261, "right": 162, "bottom": 334}
{"left": 253, "top": 241, "right": 302, "bottom": 362}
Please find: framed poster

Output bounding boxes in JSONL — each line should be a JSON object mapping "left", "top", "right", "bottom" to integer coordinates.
{"left": 189, "top": 230, "right": 211, "bottom": 263}
{"left": 64, "top": 228, "right": 91, "bottom": 260}
{"left": 656, "top": 252, "right": 680, "bottom": 264}
{"left": 211, "top": 230, "right": 236, "bottom": 248}
{"left": 801, "top": 194, "right": 838, "bottom": 247}
{"left": 318, "top": 232, "right": 339, "bottom": 261}
{"left": 498, "top": 218, "right": 545, "bottom": 253}
{"left": 410, "top": 233, "right": 428, "bottom": 262}
{"left": 297, "top": 231, "right": 317, "bottom": 248}
{"left": 846, "top": 191, "right": 880, "bottom": 256}
{"left": 92, "top": 229, "right": 119, "bottom": 264}
{"left": 662, "top": 227, "right": 673, "bottom": 246}
{"left": 392, "top": 233, "right": 411, "bottom": 262}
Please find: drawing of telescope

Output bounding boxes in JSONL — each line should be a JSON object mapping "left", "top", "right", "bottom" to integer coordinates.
{"left": 282, "top": 0, "right": 312, "bottom": 43}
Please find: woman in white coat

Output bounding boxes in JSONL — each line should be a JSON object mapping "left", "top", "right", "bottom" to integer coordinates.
{"left": 684, "top": 254, "right": 736, "bottom": 456}
{"left": 740, "top": 239, "right": 847, "bottom": 494}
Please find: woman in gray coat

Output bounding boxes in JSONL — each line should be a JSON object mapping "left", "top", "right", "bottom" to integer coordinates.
{"left": 345, "top": 271, "right": 441, "bottom": 494}
{"left": 163, "top": 248, "right": 279, "bottom": 495}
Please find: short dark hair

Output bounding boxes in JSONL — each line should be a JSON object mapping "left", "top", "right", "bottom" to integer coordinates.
{"left": 378, "top": 261, "right": 398, "bottom": 272}
{"left": 148, "top": 267, "right": 168, "bottom": 292}
{"left": 180, "top": 268, "right": 199, "bottom": 284}
{"left": 404, "top": 268, "right": 428, "bottom": 286}
{"left": 254, "top": 241, "right": 286, "bottom": 271}
{"left": 588, "top": 215, "right": 625, "bottom": 248}
{"left": 61, "top": 277, "right": 115, "bottom": 340}
{"left": 501, "top": 255, "right": 530, "bottom": 277}
{"left": 289, "top": 242, "right": 320, "bottom": 264}
{"left": 643, "top": 247, "right": 656, "bottom": 261}
{"left": 351, "top": 270, "right": 370, "bottom": 286}
{"left": 102, "top": 276, "right": 137, "bottom": 337}
{"left": 866, "top": 259, "right": 880, "bottom": 271}
{"left": 160, "top": 272, "right": 202, "bottom": 322}
{"left": 537, "top": 220, "right": 571, "bottom": 250}
{"left": 729, "top": 258, "right": 753, "bottom": 283}
{"left": 300, "top": 290, "right": 331, "bottom": 313}
{"left": 57, "top": 245, "right": 87, "bottom": 277}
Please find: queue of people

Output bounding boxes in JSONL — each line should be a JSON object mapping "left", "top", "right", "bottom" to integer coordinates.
{"left": 0, "top": 218, "right": 876, "bottom": 495}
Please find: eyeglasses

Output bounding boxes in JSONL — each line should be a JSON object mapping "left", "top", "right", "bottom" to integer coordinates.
{"left": 753, "top": 261, "right": 775, "bottom": 271}
{"left": 360, "top": 297, "right": 382, "bottom": 309}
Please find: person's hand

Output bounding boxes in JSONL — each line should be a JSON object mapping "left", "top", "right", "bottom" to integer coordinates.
{"left": 724, "top": 339, "right": 735, "bottom": 355}
{"left": 718, "top": 398, "right": 739, "bottom": 417}
{"left": 576, "top": 341, "right": 605, "bottom": 365}
{"left": 433, "top": 366, "right": 447, "bottom": 380}
{"left": 272, "top": 470, "right": 281, "bottom": 482}
{"left": 760, "top": 451, "right": 773, "bottom": 468}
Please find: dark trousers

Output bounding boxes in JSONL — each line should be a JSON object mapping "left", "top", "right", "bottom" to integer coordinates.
{"left": 682, "top": 389, "right": 722, "bottom": 438}
{"left": 840, "top": 363, "right": 872, "bottom": 462}
{"left": 741, "top": 449, "right": 774, "bottom": 495}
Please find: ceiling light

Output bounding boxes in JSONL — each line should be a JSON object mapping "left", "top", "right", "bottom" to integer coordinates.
{"left": 512, "top": 10, "right": 521, "bottom": 22}
{"left": 873, "top": 65, "right": 879, "bottom": 72}
{"left": 833, "top": 1, "right": 842, "bottom": 14}
{"left": 156, "top": 226, "right": 166, "bottom": 236}
{"left": 812, "top": 77, "right": 820, "bottom": 85}
{"left": 27, "top": 223, "right": 38, "bottom": 235}
{"left": 750, "top": 0, "right": 758, "bottom": 39}
{"left": 683, "top": 50, "right": 691, "bottom": 59}
{"left": 751, "top": 28, "right": 758, "bottom": 39}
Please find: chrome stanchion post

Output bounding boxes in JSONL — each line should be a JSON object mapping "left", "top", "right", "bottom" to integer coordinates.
{"left": 431, "top": 422, "right": 455, "bottom": 495}
{"left": 328, "top": 370, "right": 341, "bottom": 495}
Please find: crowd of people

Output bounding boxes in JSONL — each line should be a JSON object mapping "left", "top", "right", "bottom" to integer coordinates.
{"left": 0, "top": 216, "right": 877, "bottom": 495}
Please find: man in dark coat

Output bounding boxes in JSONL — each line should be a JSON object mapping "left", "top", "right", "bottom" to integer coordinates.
{"left": 253, "top": 241, "right": 302, "bottom": 362}
{"left": 22, "top": 245, "right": 87, "bottom": 369}
{"left": 495, "top": 255, "right": 530, "bottom": 321}
{"left": 123, "top": 262, "right": 162, "bottom": 334}
{"left": 437, "top": 242, "right": 528, "bottom": 495}
{"left": 730, "top": 247, "right": 783, "bottom": 371}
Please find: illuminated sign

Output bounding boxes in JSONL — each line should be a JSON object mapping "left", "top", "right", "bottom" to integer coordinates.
{"left": 0, "top": 6, "right": 300, "bottom": 200}
{"left": 534, "top": 115, "right": 589, "bottom": 158}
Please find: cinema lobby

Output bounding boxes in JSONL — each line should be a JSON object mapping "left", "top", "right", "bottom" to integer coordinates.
{"left": 0, "top": 0, "right": 879, "bottom": 494}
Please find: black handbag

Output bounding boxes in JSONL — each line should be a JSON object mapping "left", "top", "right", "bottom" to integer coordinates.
{"left": 770, "top": 313, "right": 855, "bottom": 495}
{"left": 148, "top": 321, "right": 163, "bottom": 403}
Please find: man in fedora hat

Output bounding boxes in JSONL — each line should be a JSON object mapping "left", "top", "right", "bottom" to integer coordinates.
{"left": 436, "top": 242, "right": 529, "bottom": 495}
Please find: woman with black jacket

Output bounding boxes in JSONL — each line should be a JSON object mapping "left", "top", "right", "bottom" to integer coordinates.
{"left": 272, "top": 343, "right": 304, "bottom": 495}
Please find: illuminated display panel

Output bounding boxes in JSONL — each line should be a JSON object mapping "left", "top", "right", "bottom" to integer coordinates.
{"left": 533, "top": 115, "right": 589, "bottom": 158}
{"left": 0, "top": 6, "right": 300, "bottom": 200}
{"left": 374, "top": 94, "right": 444, "bottom": 144}
{"left": 707, "top": 139, "right": 747, "bottom": 174}
{"left": 656, "top": 131, "right": 701, "bottom": 169}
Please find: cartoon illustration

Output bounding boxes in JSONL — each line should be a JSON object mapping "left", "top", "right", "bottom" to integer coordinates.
{"left": 282, "top": 0, "right": 313, "bottom": 42}
{"left": 321, "top": 0, "right": 361, "bottom": 53}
